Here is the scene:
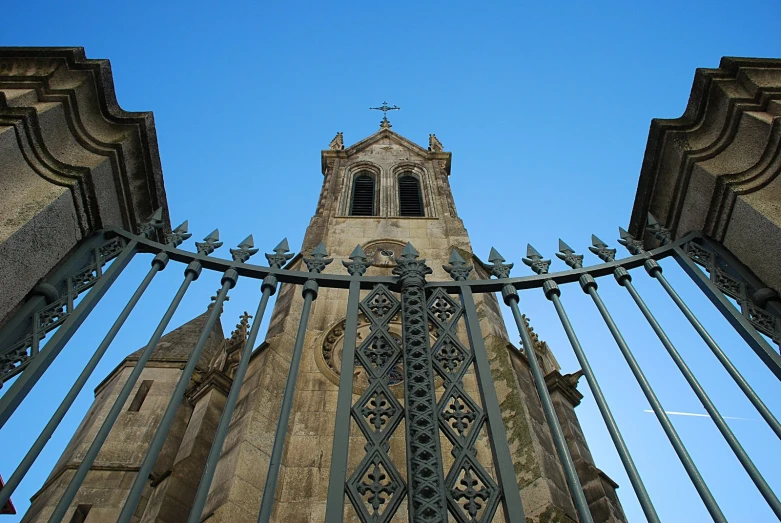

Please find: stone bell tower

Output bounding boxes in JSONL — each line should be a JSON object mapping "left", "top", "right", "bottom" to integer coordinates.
{"left": 199, "top": 117, "right": 626, "bottom": 522}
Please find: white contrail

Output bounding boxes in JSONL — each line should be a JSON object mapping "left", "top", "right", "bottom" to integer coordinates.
{"left": 643, "top": 409, "right": 755, "bottom": 421}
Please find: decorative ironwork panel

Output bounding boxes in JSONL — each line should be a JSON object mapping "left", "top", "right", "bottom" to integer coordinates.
{"left": 0, "top": 235, "right": 128, "bottom": 383}
{"left": 682, "top": 239, "right": 781, "bottom": 344}
{"left": 347, "top": 284, "right": 406, "bottom": 522}
{"left": 427, "top": 288, "right": 500, "bottom": 523}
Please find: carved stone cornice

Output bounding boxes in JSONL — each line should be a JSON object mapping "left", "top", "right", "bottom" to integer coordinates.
{"left": 0, "top": 47, "right": 169, "bottom": 324}
{"left": 0, "top": 47, "right": 168, "bottom": 237}
{"left": 545, "top": 369, "right": 585, "bottom": 407}
{"left": 631, "top": 56, "right": 781, "bottom": 291}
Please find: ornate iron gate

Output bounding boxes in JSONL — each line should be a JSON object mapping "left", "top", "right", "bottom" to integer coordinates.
{"left": 1, "top": 211, "right": 780, "bottom": 522}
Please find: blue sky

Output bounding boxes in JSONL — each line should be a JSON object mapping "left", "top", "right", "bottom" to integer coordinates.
{"left": 1, "top": 2, "right": 780, "bottom": 521}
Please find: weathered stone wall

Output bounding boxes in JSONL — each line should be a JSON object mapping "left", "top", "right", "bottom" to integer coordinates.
{"left": 23, "top": 313, "right": 225, "bottom": 522}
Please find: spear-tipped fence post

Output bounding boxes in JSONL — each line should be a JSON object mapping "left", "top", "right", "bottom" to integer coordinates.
{"left": 449, "top": 249, "right": 526, "bottom": 523}
{"left": 647, "top": 213, "right": 671, "bottom": 245}
{"left": 117, "top": 231, "right": 238, "bottom": 523}
{"left": 577, "top": 229, "right": 726, "bottom": 522}
{"left": 547, "top": 238, "right": 661, "bottom": 522}
{"left": 555, "top": 239, "right": 583, "bottom": 269}
{"left": 588, "top": 234, "right": 617, "bottom": 263}
{"left": 325, "top": 245, "right": 372, "bottom": 523}
{"left": 188, "top": 239, "right": 292, "bottom": 523}
{"left": 0, "top": 218, "right": 195, "bottom": 509}
{"left": 495, "top": 246, "right": 594, "bottom": 523}
{"left": 258, "top": 242, "right": 331, "bottom": 522}
{"left": 166, "top": 220, "right": 193, "bottom": 247}
{"left": 48, "top": 227, "right": 210, "bottom": 523}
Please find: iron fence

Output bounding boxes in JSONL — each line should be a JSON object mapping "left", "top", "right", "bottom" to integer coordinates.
{"left": 0, "top": 212, "right": 779, "bottom": 522}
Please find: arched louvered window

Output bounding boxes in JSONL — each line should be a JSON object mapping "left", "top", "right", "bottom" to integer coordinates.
{"left": 350, "top": 173, "right": 375, "bottom": 216}
{"left": 398, "top": 174, "right": 424, "bottom": 217}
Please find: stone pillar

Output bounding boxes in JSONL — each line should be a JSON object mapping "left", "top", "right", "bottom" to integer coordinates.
{"left": 0, "top": 47, "right": 168, "bottom": 327}
{"left": 630, "top": 57, "right": 781, "bottom": 292}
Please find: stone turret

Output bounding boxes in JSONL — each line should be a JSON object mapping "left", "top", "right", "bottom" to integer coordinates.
{"left": 23, "top": 310, "right": 228, "bottom": 522}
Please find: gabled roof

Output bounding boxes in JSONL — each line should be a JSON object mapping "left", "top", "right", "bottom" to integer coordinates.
{"left": 321, "top": 128, "right": 452, "bottom": 175}
{"left": 94, "top": 311, "right": 225, "bottom": 395}
{"left": 345, "top": 128, "right": 430, "bottom": 156}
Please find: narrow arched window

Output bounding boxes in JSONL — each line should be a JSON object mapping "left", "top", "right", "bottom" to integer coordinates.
{"left": 350, "top": 173, "right": 375, "bottom": 216}
{"left": 398, "top": 175, "right": 424, "bottom": 217}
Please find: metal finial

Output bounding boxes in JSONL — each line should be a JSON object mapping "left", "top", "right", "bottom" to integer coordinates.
{"left": 138, "top": 208, "right": 165, "bottom": 237}
{"left": 195, "top": 229, "right": 223, "bottom": 255}
{"left": 343, "top": 244, "right": 372, "bottom": 276}
{"left": 370, "top": 101, "right": 400, "bottom": 129}
{"left": 522, "top": 244, "right": 551, "bottom": 275}
{"left": 230, "top": 234, "right": 260, "bottom": 263}
{"left": 266, "top": 237, "right": 295, "bottom": 269}
{"left": 556, "top": 239, "right": 584, "bottom": 269}
{"left": 304, "top": 242, "right": 333, "bottom": 273}
{"left": 274, "top": 238, "right": 290, "bottom": 254}
{"left": 483, "top": 247, "right": 514, "bottom": 279}
{"left": 443, "top": 249, "right": 473, "bottom": 281}
{"left": 400, "top": 242, "right": 420, "bottom": 259}
{"left": 166, "top": 220, "right": 192, "bottom": 247}
{"left": 646, "top": 213, "right": 672, "bottom": 245}
{"left": 488, "top": 247, "right": 505, "bottom": 264}
{"left": 588, "top": 234, "right": 617, "bottom": 262}
{"left": 617, "top": 227, "right": 645, "bottom": 255}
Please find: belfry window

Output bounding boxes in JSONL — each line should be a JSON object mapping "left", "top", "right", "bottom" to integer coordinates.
{"left": 398, "top": 175, "right": 424, "bottom": 217}
{"left": 350, "top": 173, "right": 375, "bottom": 216}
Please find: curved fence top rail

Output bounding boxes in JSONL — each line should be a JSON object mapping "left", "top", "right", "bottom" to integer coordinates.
{"left": 113, "top": 221, "right": 687, "bottom": 294}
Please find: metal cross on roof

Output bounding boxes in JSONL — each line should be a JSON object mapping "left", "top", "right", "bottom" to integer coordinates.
{"left": 369, "top": 100, "right": 400, "bottom": 129}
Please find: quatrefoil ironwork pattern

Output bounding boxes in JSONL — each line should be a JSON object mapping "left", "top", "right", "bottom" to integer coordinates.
{"left": 683, "top": 239, "right": 781, "bottom": 344}
{"left": 427, "top": 288, "right": 499, "bottom": 523}
{"left": 0, "top": 235, "right": 128, "bottom": 384}
{"left": 348, "top": 284, "right": 406, "bottom": 522}
{"left": 347, "top": 450, "right": 406, "bottom": 523}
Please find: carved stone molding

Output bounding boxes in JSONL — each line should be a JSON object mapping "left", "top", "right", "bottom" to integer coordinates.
{"left": 0, "top": 47, "right": 168, "bottom": 325}
{"left": 631, "top": 56, "right": 781, "bottom": 291}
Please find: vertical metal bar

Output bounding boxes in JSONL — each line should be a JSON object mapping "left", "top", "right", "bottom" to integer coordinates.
{"left": 543, "top": 281, "right": 660, "bottom": 523}
{"left": 582, "top": 274, "right": 726, "bottom": 522}
{"left": 187, "top": 275, "right": 277, "bottom": 523}
{"left": 0, "top": 254, "right": 168, "bottom": 509}
{"left": 257, "top": 284, "right": 317, "bottom": 522}
{"left": 618, "top": 267, "right": 781, "bottom": 518}
{"left": 459, "top": 285, "right": 526, "bottom": 523}
{"left": 48, "top": 262, "right": 201, "bottom": 523}
{"left": 650, "top": 263, "right": 781, "bottom": 439}
{"left": 118, "top": 268, "right": 238, "bottom": 522}
{"left": 324, "top": 278, "right": 361, "bottom": 523}
{"left": 674, "top": 246, "right": 781, "bottom": 380}
{"left": 0, "top": 237, "right": 138, "bottom": 429}
{"left": 502, "top": 285, "right": 594, "bottom": 523}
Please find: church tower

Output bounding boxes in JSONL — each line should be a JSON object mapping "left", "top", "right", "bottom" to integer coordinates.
{"left": 23, "top": 118, "right": 625, "bottom": 523}
{"left": 198, "top": 119, "right": 626, "bottom": 522}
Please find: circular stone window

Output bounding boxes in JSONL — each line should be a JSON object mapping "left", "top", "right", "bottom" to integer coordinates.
{"left": 319, "top": 313, "right": 406, "bottom": 395}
